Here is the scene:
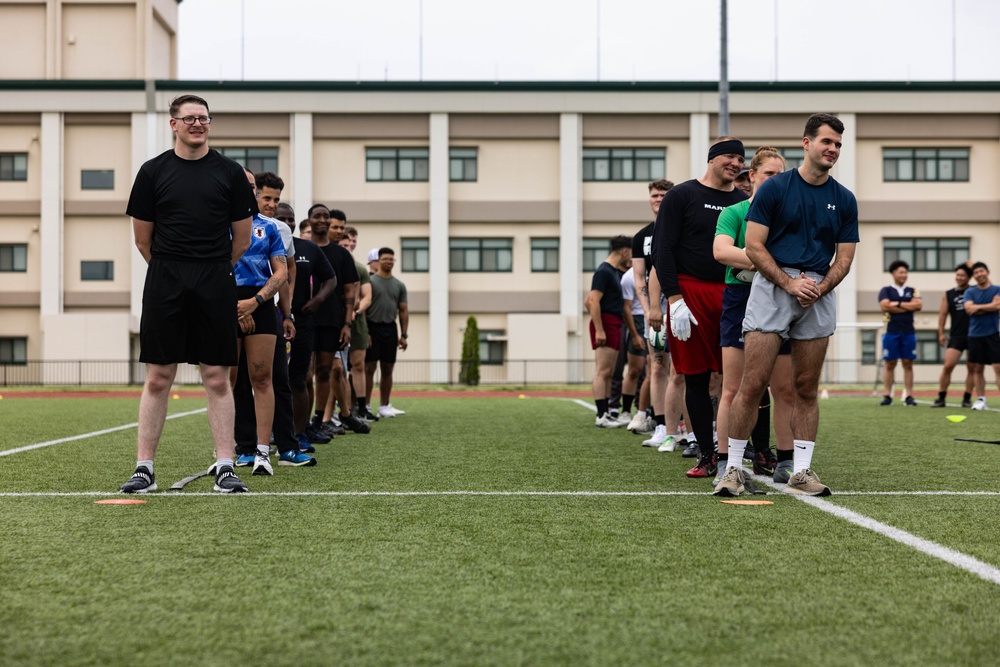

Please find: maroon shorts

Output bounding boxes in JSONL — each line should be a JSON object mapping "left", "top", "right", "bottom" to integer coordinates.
{"left": 590, "top": 313, "right": 623, "bottom": 350}
{"left": 667, "top": 274, "right": 725, "bottom": 375}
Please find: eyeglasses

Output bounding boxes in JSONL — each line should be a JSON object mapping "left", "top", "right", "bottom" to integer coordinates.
{"left": 174, "top": 116, "right": 212, "bottom": 126}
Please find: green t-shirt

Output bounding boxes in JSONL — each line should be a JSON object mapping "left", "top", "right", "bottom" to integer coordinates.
{"left": 714, "top": 199, "right": 751, "bottom": 285}
{"left": 351, "top": 261, "right": 370, "bottom": 347}
{"left": 368, "top": 273, "right": 408, "bottom": 324}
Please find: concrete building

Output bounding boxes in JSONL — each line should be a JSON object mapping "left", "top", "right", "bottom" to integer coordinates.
{"left": 1, "top": 0, "right": 998, "bottom": 385}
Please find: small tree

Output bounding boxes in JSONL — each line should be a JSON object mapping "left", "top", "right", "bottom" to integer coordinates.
{"left": 459, "top": 316, "right": 480, "bottom": 386}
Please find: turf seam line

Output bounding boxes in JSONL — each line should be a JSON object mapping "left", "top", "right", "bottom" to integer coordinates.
{"left": 750, "top": 473, "right": 1000, "bottom": 586}
{"left": 0, "top": 408, "right": 207, "bottom": 458}
{"left": 2, "top": 490, "right": 1000, "bottom": 498}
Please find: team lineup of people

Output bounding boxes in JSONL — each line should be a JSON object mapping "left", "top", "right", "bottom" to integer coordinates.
{"left": 120, "top": 95, "right": 408, "bottom": 494}
{"left": 587, "top": 113, "right": 860, "bottom": 497}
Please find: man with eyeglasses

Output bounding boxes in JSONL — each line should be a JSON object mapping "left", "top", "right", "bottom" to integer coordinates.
{"left": 121, "top": 94, "right": 256, "bottom": 494}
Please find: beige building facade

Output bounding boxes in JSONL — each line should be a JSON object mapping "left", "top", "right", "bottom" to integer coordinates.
{"left": 1, "top": 0, "right": 999, "bottom": 384}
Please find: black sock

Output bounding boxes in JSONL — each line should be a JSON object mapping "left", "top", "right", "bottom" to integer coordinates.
{"left": 654, "top": 413, "right": 665, "bottom": 426}
{"left": 750, "top": 389, "right": 771, "bottom": 454}
{"left": 596, "top": 399, "right": 608, "bottom": 417}
{"left": 684, "top": 371, "right": 715, "bottom": 451}
{"left": 777, "top": 449, "right": 793, "bottom": 462}
{"left": 622, "top": 394, "right": 634, "bottom": 413}
{"left": 357, "top": 397, "right": 367, "bottom": 412}
{"left": 717, "top": 452, "right": 728, "bottom": 462}
{"left": 938, "top": 391, "right": 947, "bottom": 400}
{"left": 963, "top": 392, "right": 972, "bottom": 403}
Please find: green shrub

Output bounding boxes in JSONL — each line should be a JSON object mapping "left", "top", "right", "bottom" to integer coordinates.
{"left": 459, "top": 316, "right": 480, "bottom": 386}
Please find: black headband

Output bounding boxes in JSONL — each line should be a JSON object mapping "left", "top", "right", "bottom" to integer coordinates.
{"left": 708, "top": 139, "right": 745, "bottom": 162}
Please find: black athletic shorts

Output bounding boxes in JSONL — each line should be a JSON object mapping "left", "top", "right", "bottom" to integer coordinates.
{"left": 140, "top": 258, "right": 238, "bottom": 366}
{"left": 720, "top": 284, "right": 791, "bottom": 354}
{"left": 314, "top": 324, "right": 348, "bottom": 352}
{"left": 968, "top": 335, "right": 1000, "bottom": 365}
{"left": 947, "top": 335, "right": 969, "bottom": 352}
{"left": 288, "top": 314, "right": 314, "bottom": 381}
{"left": 236, "top": 285, "right": 278, "bottom": 339}
{"left": 366, "top": 321, "right": 399, "bottom": 364}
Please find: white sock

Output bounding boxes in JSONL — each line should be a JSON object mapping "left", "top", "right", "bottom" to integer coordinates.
{"left": 792, "top": 440, "right": 815, "bottom": 473}
{"left": 137, "top": 460, "right": 153, "bottom": 474}
{"left": 215, "top": 457, "right": 234, "bottom": 472}
{"left": 257, "top": 444, "right": 269, "bottom": 456}
{"left": 727, "top": 438, "right": 748, "bottom": 471}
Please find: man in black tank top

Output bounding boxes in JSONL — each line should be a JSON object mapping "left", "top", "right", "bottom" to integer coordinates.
{"left": 933, "top": 263, "right": 974, "bottom": 408}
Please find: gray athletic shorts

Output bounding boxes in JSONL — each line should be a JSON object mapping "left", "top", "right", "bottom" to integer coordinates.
{"left": 743, "top": 268, "right": 837, "bottom": 341}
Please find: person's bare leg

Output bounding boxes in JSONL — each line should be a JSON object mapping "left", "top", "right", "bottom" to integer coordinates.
{"left": 665, "top": 360, "right": 685, "bottom": 435}
{"left": 939, "top": 348, "right": 961, "bottom": 394}
{"left": 201, "top": 363, "right": 236, "bottom": 460}
{"left": 137, "top": 363, "right": 178, "bottom": 460}
{"left": 313, "top": 351, "right": 334, "bottom": 422}
{"left": 883, "top": 358, "right": 897, "bottom": 397}
{"left": 789, "top": 338, "right": 830, "bottom": 442}
{"left": 728, "top": 332, "right": 782, "bottom": 441}
{"left": 770, "top": 354, "right": 795, "bottom": 452}
{"left": 379, "top": 361, "right": 396, "bottom": 407}
{"left": 901, "top": 359, "right": 914, "bottom": 399}
{"left": 717, "top": 346, "right": 744, "bottom": 455}
{"left": 350, "top": 348, "right": 367, "bottom": 411}
{"left": 244, "top": 334, "right": 277, "bottom": 445}
{"left": 333, "top": 358, "right": 352, "bottom": 419}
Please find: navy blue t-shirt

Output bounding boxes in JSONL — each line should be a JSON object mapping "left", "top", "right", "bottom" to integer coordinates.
{"left": 964, "top": 284, "right": 1000, "bottom": 338}
{"left": 745, "top": 169, "right": 859, "bottom": 274}
{"left": 878, "top": 285, "right": 918, "bottom": 335}
{"left": 591, "top": 262, "right": 624, "bottom": 316}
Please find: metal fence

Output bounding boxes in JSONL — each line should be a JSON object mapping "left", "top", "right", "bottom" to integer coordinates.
{"left": 0, "top": 358, "right": 945, "bottom": 387}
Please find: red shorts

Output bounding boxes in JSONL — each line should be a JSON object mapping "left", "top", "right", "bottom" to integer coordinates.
{"left": 667, "top": 275, "right": 725, "bottom": 375}
{"left": 590, "top": 313, "right": 623, "bottom": 350}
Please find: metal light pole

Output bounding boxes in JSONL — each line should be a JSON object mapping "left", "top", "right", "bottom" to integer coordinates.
{"left": 718, "top": 0, "right": 730, "bottom": 136}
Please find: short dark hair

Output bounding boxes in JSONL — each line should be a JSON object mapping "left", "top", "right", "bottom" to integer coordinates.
{"left": 255, "top": 172, "right": 284, "bottom": 192}
{"left": 329, "top": 209, "right": 347, "bottom": 223}
{"left": 343, "top": 226, "right": 358, "bottom": 238}
{"left": 956, "top": 263, "right": 972, "bottom": 277}
{"left": 169, "top": 94, "right": 209, "bottom": 117}
{"left": 888, "top": 260, "right": 909, "bottom": 273}
{"left": 648, "top": 179, "right": 674, "bottom": 193}
{"left": 804, "top": 113, "right": 844, "bottom": 139}
{"left": 971, "top": 261, "right": 989, "bottom": 273}
{"left": 610, "top": 235, "right": 632, "bottom": 252}
{"left": 378, "top": 247, "right": 395, "bottom": 257}
{"left": 307, "top": 203, "right": 329, "bottom": 217}
{"left": 299, "top": 220, "right": 311, "bottom": 232}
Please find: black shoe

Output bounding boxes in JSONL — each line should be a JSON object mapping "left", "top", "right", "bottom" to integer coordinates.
{"left": 214, "top": 465, "right": 248, "bottom": 493}
{"left": 904, "top": 396, "right": 918, "bottom": 407}
{"left": 682, "top": 441, "right": 701, "bottom": 458}
{"left": 340, "top": 413, "right": 371, "bottom": 434}
{"left": 931, "top": 397, "right": 946, "bottom": 408}
{"left": 879, "top": 395, "right": 892, "bottom": 406}
{"left": 752, "top": 449, "right": 777, "bottom": 477}
{"left": 304, "top": 424, "right": 332, "bottom": 444}
{"left": 962, "top": 400, "right": 973, "bottom": 408}
{"left": 321, "top": 420, "right": 346, "bottom": 436}
{"left": 120, "top": 466, "right": 156, "bottom": 494}
{"left": 360, "top": 407, "right": 380, "bottom": 423}
{"left": 743, "top": 444, "right": 756, "bottom": 462}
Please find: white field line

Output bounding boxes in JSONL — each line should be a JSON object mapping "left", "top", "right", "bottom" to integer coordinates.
{"left": 1, "top": 490, "right": 999, "bottom": 499}
{"left": 0, "top": 408, "right": 207, "bottom": 457}
{"left": 570, "top": 398, "right": 597, "bottom": 411}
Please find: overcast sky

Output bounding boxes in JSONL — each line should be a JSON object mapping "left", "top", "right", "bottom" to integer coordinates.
{"left": 178, "top": 0, "right": 1000, "bottom": 82}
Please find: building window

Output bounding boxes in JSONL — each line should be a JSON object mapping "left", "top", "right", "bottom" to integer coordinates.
{"left": 861, "top": 330, "right": 877, "bottom": 365}
{"left": 744, "top": 148, "right": 803, "bottom": 170}
{"left": 218, "top": 147, "right": 279, "bottom": 174}
{"left": 582, "top": 238, "right": 610, "bottom": 272}
{"left": 401, "top": 238, "right": 429, "bottom": 273}
{"left": 0, "top": 337, "right": 27, "bottom": 364}
{"left": 883, "top": 238, "right": 969, "bottom": 272}
{"left": 450, "top": 238, "right": 513, "bottom": 272}
{"left": 81, "top": 260, "right": 114, "bottom": 281}
{"left": 366, "top": 148, "right": 429, "bottom": 182}
{"left": 0, "top": 153, "right": 28, "bottom": 181}
{"left": 450, "top": 147, "right": 478, "bottom": 182}
{"left": 583, "top": 148, "right": 665, "bottom": 182}
{"left": 883, "top": 148, "right": 969, "bottom": 182}
{"left": 0, "top": 244, "right": 27, "bottom": 272}
{"left": 479, "top": 330, "right": 506, "bottom": 365}
{"left": 81, "top": 169, "right": 114, "bottom": 190}
{"left": 915, "top": 330, "right": 943, "bottom": 365}
{"left": 531, "top": 238, "right": 559, "bottom": 272}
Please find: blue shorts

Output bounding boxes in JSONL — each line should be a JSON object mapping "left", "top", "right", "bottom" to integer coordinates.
{"left": 882, "top": 332, "right": 917, "bottom": 361}
{"left": 721, "top": 284, "right": 790, "bottom": 354}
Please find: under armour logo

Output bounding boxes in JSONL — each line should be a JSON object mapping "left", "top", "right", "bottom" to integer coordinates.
{"left": 827, "top": 204, "right": 836, "bottom": 210}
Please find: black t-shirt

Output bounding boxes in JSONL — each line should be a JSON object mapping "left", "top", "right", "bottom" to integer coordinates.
{"left": 652, "top": 179, "right": 747, "bottom": 298}
{"left": 947, "top": 287, "right": 971, "bottom": 337}
{"left": 126, "top": 149, "right": 258, "bottom": 262}
{"left": 631, "top": 221, "right": 655, "bottom": 281}
{"left": 591, "top": 261, "right": 624, "bottom": 315}
{"left": 291, "top": 238, "right": 336, "bottom": 317}
{"left": 313, "top": 242, "right": 360, "bottom": 326}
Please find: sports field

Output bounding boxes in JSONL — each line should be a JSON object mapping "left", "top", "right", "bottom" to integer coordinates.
{"left": 2, "top": 392, "right": 999, "bottom": 666}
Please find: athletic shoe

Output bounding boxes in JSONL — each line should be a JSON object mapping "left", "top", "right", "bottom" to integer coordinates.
{"left": 595, "top": 413, "right": 624, "bottom": 429}
{"left": 278, "top": 449, "right": 317, "bottom": 467}
{"left": 785, "top": 468, "right": 831, "bottom": 496}
{"left": 681, "top": 440, "right": 700, "bottom": 458}
{"left": 685, "top": 452, "right": 717, "bottom": 479}
{"left": 296, "top": 433, "right": 316, "bottom": 453}
{"left": 743, "top": 444, "right": 756, "bottom": 462}
{"left": 904, "top": 396, "right": 918, "bottom": 407}
{"left": 642, "top": 425, "right": 667, "bottom": 447}
{"left": 879, "top": 395, "right": 892, "bottom": 406}
{"left": 636, "top": 416, "right": 656, "bottom": 435}
{"left": 321, "top": 421, "right": 346, "bottom": 436}
{"left": 341, "top": 413, "right": 372, "bottom": 434}
{"left": 119, "top": 466, "right": 156, "bottom": 494}
{"left": 627, "top": 412, "right": 647, "bottom": 432}
{"left": 713, "top": 465, "right": 746, "bottom": 497}
{"left": 615, "top": 411, "right": 632, "bottom": 426}
{"left": 657, "top": 436, "right": 679, "bottom": 453}
{"left": 385, "top": 404, "right": 406, "bottom": 415}
{"left": 773, "top": 460, "right": 793, "bottom": 484}
{"left": 752, "top": 449, "right": 777, "bottom": 477}
{"left": 962, "top": 399, "right": 973, "bottom": 408}
{"left": 213, "top": 465, "right": 248, "bottom": 493}
{"left": 304, "top": 424, "right": 332, "bottom": 444}
{"left": 235, "top": 453, "right": 255, "bottom": 467}
{"left": 252, "top": 450, "right": 273, "bottom": 476}
{"left": 377, "top": 405, "right": 397, "bottom": 419}
{"left": 711, "top": 459, "right": 728, "bottom": 487}
{"left": 972, "top": 397, "right": 987, "bottom": 411}
{"left": 931, "top": 397, "right": 946, "bottom": 408}
{"left": 361, "top": 407, "right": 380, "bottom": 423}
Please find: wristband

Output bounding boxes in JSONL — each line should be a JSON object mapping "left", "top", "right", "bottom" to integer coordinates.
{"left": 254, "top": 294, "right": 265, "bottom": 306}
{"left": 401, "top": 333, "right": 408, "bottom": 339}
{"left": 282, "top": 314, "right": 294, "bottom": 322}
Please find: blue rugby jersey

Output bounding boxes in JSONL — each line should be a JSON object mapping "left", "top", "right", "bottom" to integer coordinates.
{"left": 233, "top": 213, "right": 286, "bottom": 287}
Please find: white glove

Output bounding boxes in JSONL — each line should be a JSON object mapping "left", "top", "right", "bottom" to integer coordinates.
{"left": 669, "top": 298, "right": 699, "bottom": 342}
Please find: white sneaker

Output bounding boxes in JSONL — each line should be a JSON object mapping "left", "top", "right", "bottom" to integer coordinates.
{"left": 252, "top": 449, "right": 273, "bottom": 476}
{"left": 657, "top": 436, "right": 678, "bottom": 453}
{"left": 626, "top": 412, "right": 647, "bottom": 432}
{"left": 615, "top": 411, "right": 632, "bottom": 426}
{"left": 377, "top": 405, "right": 396, "bottom": 419}
{"left": 642, "top": 425, "right": 667, "bottom": 447}
{"left": 972, "top": 397, "right": 987, "bottom": 411}
{"left": 636, "top": 415, "right": 656, "bottom": 435}
{"left": 385, "top": 403, "right": 406, "bottom": 416}
{"left": 595, "top": 413, "right": 624, "bottom": 428}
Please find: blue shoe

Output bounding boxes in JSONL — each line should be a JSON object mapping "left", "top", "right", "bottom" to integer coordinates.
{"left": 278, "top": 449, "right": 317, "bottom": 467}
{"left": 235, "top": 453, "right": 255, "bottom": 467}
{"left": 296, "top": 433, "right": 316, "bottom": 453}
